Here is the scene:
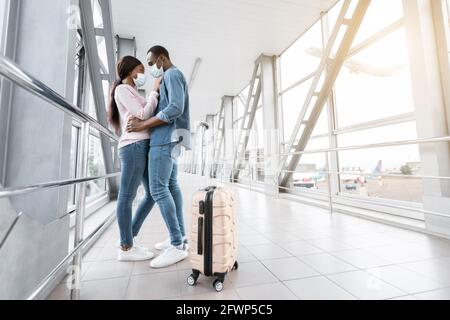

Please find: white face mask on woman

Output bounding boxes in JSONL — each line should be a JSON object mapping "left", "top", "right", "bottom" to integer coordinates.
{"left": 133, "top": 73, "right": 147, "bottom": 87}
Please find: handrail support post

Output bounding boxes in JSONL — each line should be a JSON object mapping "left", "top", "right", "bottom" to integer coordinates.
{"left": 70, "top": 121, "right": 90, "bottom": 300}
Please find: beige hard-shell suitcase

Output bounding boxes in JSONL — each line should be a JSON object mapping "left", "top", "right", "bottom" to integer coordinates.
{"left": 187, "top": 186, "right": 238, "bottom": 292}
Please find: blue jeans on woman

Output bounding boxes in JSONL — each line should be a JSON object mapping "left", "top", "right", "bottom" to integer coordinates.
{"left": 117, "top": 140, "right": 155, "bottom": 247}
{"left": 149, "top": 143, "right": 186, "bottom": 247}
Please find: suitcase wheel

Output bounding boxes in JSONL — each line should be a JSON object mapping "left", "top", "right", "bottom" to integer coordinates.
{"left": 187, "top": 271, "right": 200, "bottom": 287}
{"left": 187, "top": 275, "right": 197, "bottom": 286}
{"left": 213, "top": 279, "right": 224, "bottom": 292}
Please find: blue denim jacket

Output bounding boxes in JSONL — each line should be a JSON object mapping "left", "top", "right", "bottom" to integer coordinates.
{"left": 151, "top": 66, "right": 191, "bottom": 150}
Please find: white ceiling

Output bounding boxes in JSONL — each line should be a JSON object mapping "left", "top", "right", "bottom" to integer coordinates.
{"left": 110, "top": 0, "right": 337, "bottom": 123}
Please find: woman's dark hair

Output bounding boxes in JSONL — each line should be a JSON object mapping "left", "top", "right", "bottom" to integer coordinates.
{"left": 108, "top": 56, "right": 143, "bottom": 134}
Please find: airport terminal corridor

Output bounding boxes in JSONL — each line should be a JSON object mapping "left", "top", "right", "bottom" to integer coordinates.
{"left": 1, "top": 0, "right": 450, "bottom": 302}
{"left": 48, "top": 174, "right": 450, "bottom": 300}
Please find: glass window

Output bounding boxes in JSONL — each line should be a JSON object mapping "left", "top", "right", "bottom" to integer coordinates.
{"left": 87, "top": 82, "right": 98, "bottom": 119}
{"left": 310, "top": 106, "right": 329, "bottom": 138}
{"left": 280, "top": 20, "right": 323, "bottom": 90}
{"left": 68, "top": 126, "right": 79, "bottom": 208}
{"left": 353, "top": 0, "right": 404, "bottom": 44}
{"left": 0, "top": 0, "right": 7, "bottom": 51}
{"left": 305, "top": 136, "right": 329, "bottom": 151}
{"left": 102, "top": 80, "right": 111, "bottom": 111}
{"left": 86, "top": 134, "right": 106, "bottom": 200}
{"left": 337, "top": 122, "right": 421, "bottom": 204}
{"left": 338, "top": 144, "right": 422, "bottom": 203}
{"left": 97, "top": 36, "right": 109, "bottom": 74}
{"left": 280, "top": 78, "right": 314, "bottom": 144}
{"left": 338, "top": 122, "right": 418, "bottom": 147}
{"left": 291, "top": 153, "right": 329, "bottom": 193}
{"left": 233, "top": 95, "right": 246, "bottom": 122}
{"left": 335, "top": 28, "right": 414, "bottom": 128}
{"left": 92, "top": 0, "right": 103, "bottom": 28}
{"left": 326, "top": 0, "right": 404, "bottom": 49}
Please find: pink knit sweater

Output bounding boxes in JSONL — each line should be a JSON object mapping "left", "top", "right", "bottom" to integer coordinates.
{"left": 114, "top": 84, "right": 159, "bottom": 149}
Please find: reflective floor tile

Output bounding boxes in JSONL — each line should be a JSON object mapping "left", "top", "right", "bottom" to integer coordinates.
{"left": 327, "top": 270, "right": 406, "bottom": 300}
{"left": 125, "top": 271, "right": 180, "bottom": 300}
{"left": 80, "top": 277, "right": 129, "bottom": 300}
{"left": 262, "top": 257, "right": 319, "bottom": 281}
{"left": 184, "top": 289, "right": 241, "bottom": 300}
{"left": 228, "top": 261, "right": 278, "bottom": 288}
{"left": 235, "top": 246, "right": 258, "bottom": 263}
{"left": 284, "top": 277, "right": 356, "bottom": 300}
{"left": 298, "top": 253, "right": 357, "bottom": 275}
{"left": 278, "top": 241, "right": 324, "bottom": 256}
{"left": 83, "top": 260, "right": 134, "bottom": 281}
{"left": 366, "top": 265, "right": 447, "bottom": 294}
{"left": 236, "top": 282, "right": 297, "bottom": 300}
{"left": 401, "top": 258, "right": 450, "bottom": 285}
{"left": 239, "top": 234, "right": 272, "bottom": 247}
{"left": 331, "top": 249, "right": 392, "bottom": 269}
{"left": 246, "top": 244, "right": 292, "bottom": 260}
{"left": 414, "top": 288, "right": 450, "bottom": 300}
{"left": 306, "top": 238, "right": 355, "bottom": 252}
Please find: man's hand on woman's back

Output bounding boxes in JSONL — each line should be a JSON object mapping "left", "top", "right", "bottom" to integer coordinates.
{"left": 127, "top": 116, "right": 145, "bottom": 133}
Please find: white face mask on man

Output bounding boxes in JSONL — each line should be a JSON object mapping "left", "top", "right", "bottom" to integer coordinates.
{"left": 133, "top": 73, "right": 147, "bottom": 87}
{"left": 148, "top": 53, "right": 164, "bottom": 78}
{"left": 150, "top": 63, "right": 164, "bottom": 79}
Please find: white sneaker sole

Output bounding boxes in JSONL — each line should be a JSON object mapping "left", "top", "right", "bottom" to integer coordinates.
{"left": 117, "top": 253, "right": 155, "bottom": 262}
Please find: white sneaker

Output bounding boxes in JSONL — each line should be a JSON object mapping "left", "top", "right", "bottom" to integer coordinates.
{"left": 150, "top": 245, "right": 188, "bottom": 268}
{"left": 117, "top": 246, "right": 155, "bottom": 262}
{"left": 154, "top": 236, "right": 189, "bottom": 251}
{"left": 116, "top": 237, "right": 150, "bottom": 252}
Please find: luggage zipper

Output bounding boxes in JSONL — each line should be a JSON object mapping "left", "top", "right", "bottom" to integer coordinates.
{"left": 203, "top": 188, "right": 214, "bottom": 277}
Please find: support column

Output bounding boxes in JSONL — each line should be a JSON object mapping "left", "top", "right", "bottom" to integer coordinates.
{"left": 0, "top": 0, "right": 20, "bottom": 185}
{"left": 259, "top": 55, "right": 280, "bottom": 196}
{"left": 79, "top": 0, "right": 118, "bottom": 198}
{"left": 222, "top": 96, "right": 234, "bottom": 181}
{"left": 322, "top": 13, "right": 340, "bottom": 197}
{"left": 205, "top": 114, "right": 215, "bottom": 178}
{"left": 403, "top": 0, "right": 450, "bottom": 236}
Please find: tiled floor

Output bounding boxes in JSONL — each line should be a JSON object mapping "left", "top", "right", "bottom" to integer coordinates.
{"left": 49, "top": 174, "right": 450, "bottom": 300}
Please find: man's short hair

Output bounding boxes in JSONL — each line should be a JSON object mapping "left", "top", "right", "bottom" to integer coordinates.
{"left": 147, "top": 45, "right": 170, "bottom": 60}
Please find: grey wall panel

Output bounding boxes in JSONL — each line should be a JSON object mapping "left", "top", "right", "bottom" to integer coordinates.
{"left": 0, "top": 0, "right": 73, "bottom": 299}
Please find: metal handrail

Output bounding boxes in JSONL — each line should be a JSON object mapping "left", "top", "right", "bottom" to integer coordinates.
{"left": 0, "top": 55, "right": 119, "bottom": 142}
{"left": 207, "top": 136, "right": 450, "bottom": 163}
{"left": 209, "top": 166, "right": 450, "bottom": 220}
{"left": 0, "top": 172, "right": 121, "bottom": 199}
{"left": 280, "top": 135, "right": 450, "bottom": 156}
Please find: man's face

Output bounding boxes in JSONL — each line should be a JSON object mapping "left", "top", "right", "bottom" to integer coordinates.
{"left": 147, "top": 52, "right": 163, "bottom": 69}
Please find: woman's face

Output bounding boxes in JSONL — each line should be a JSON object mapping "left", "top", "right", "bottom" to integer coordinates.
{"left": 130, "top": 64, "right": 145, "bottom": 79}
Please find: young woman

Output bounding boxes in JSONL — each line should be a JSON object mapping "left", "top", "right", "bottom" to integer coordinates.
{"left": 108, "top": 56, "right": 161, "bottom": 261}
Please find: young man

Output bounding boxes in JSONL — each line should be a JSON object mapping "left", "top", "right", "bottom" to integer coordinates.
{"left": 127, "top": 45, "right": 191, "bottom": 268}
